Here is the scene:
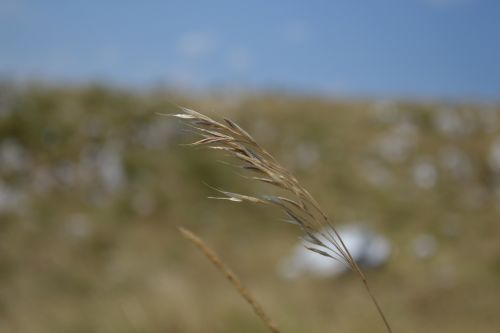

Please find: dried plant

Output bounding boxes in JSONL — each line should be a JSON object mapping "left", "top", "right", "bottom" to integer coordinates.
{"left": 172, "top": 107, "right": 393, "bottom": 333}
{"left": 179, "top": 227, "right": 282, "bottom": 333}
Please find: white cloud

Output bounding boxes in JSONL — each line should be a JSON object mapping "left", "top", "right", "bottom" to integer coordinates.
{"left": 227, "top": 47, "right": 253, "bottom": 72}
{"left": 422, "top": 0, "right": 476, "bottom": 8}
{"left": 0, "top": 0, "right": 38, "bottom": 22}
{"left": 166, "top": 65, "right": 200, "bottom": 89}
{"left": 96, "top": 45, "right": 122, "bottom": 67}
{"left": 283, "top": 21, "right": 309, "bottom": 44}
{"left": 176, "top": 31, "right": 218, "bottom": 60}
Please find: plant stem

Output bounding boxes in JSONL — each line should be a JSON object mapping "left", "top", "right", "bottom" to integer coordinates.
{"left": 179, "top": 227, "right": 282, "bottom": 333}
{"left": 360, "top": 271, "right": 392, "bottom": 333}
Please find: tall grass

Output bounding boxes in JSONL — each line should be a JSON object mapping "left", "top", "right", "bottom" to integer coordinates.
{"left": 173, "top": 107, "right": 393, "bottom": 333}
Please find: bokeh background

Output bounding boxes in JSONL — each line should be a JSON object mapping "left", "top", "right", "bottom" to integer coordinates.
{"left": 1, "top": 1, "right": 500, "bottom": 332}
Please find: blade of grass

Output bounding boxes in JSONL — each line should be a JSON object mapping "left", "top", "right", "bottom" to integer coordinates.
{"left": 178, "top": 227, "right": 282, "bottom": 333}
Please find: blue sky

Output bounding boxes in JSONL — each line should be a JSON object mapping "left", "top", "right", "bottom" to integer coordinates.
{"left": 1, "top": 0, "right": 499, "bottom": 100}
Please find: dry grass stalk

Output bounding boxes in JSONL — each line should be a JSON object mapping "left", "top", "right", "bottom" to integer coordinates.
{"left": 178, "top": 227, "right": 282, "bottom": 333}
{"left": 172, "top": 107, "right": 393, "bottom": 333}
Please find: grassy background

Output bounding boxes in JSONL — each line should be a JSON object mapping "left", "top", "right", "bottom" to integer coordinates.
{"left": 1, "top": 84, "right": 499, "bottom": 332}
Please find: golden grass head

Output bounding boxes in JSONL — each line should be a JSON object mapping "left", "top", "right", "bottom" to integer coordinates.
{"left": 172, "top": 107, "right": 393, "bottom": 333}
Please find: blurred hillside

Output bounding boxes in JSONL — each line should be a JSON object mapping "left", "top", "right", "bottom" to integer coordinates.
{"left": 1, "top": 84, "right": 500, "bottom": 333}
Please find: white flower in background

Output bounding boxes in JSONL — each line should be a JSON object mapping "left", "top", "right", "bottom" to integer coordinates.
{"left": 0, "top": 139, "right": 28, "bottom": 171}
{"left": 412, "top": 157, "right": 438, "bottom": 189}
{"left": 412, "top": 234, "right": 438, "bottom": 259}
{"left": 433, "top": 107, "right": 473, "bottom": 137}
{"left": 0, "top": 182, "right": 24, "bottom": 213}
{"left": 488, "top": 138, "right": 500, "bottom": 173}
{"left": 279, "top": 224, "right": 391, "bottom": 279}
{"left": 369, "top": 101, "right": 399, "bottom": 124}
{"left": 361, "top": 159, "right": 393, "bottom": 188}
{"left": 295, "top": 142, "right": 320, "bottom": 169}
{"left": 97, "top": 143, "right": 125, "bottom": 192}
{"left": 131, "top": 190, "right": 156, "bottom": 217}
{"left": 375, "top": 121, "right": 418, "bottom": 163}
{"left": 439, "top": 146, "right": 474, "bottom": 181}
{"left": 477, "top": 106, "right": 499, "bottom": 134}
{"left": 65, "top": 214, "right": 91, "bottom": 239}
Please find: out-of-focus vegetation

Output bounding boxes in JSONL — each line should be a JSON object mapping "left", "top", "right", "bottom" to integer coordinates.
{"left": 1, "top": 83, "right": 500, "bottom": 333}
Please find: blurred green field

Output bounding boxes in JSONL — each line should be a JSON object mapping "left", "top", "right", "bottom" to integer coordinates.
{"left": 1, "top": 84, "right": 499, "bottom": 333}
